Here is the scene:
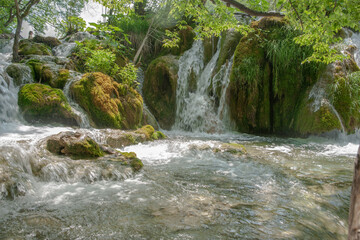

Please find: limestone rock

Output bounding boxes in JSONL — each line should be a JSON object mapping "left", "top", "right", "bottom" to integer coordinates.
{"left": 70, "top": 72, "right": 143, "bottom": 129}
{"left": 143, "top": 55, "right": 179, "bottom": 129}
{"left": 18, "top": 83, "right": 78, "bottom": 126}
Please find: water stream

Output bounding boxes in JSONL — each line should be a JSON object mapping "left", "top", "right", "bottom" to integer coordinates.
{"left": 0, "top": 34, "right": 359, "bottom": 239}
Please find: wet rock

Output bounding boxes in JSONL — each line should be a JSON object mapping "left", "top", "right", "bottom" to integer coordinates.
{"left": 19, "top": 40, "right": 52, "bottom": 56}
{"left": 5, "top": 63, "right": 33, "bottom": 86}
{"left": 142, "top": 107, "right": 159, "bottom": 130}
{"left": 106, "top": 151, "right": 143, "bottom": 171}
{"left": 214, "top": 143, "right": 247, "bottom": 155}
{"left": 0, "top": 157, "right": 27, "bottom": 200}
{"left": 18, "top": 83, "right": 78, "bottom": 126}
{"left": 46, "top": 131, "right": 104, "bottom": 158}
{"left": 143, "top": 55, "right": 179, "bottom": 129}
{"left": 33, "top": 35, "right": 61, "bottom": 48}
{"left": 67, "top": 32, "right": 97, "bottom": 42}
{"left": 70, "top": 72, "right": 143, "bottom": 129}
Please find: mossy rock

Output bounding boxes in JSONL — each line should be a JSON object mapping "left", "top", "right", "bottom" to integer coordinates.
{"left": 135, "top": 125, "right": 155, "bottom": 140}
{"left": 19, "top": 40, "right": 52, "bottom": 56}
{"left": 5, "top": 63, "right": 34, "bottom": 86}
{"left": 47, "top": 131, "right": 104, "bottom": 158}
{"left": 151, "top": 131, "right": 166, "bottom": 140}
{"left": 33, "top": 35, "right": 61, "bottom": 48}
{"left": 170, "top": 26, "right": 196, "bottom": 56}
{"left": 18, "top": 83, "right": 77, "bottom": 126}
{"left": 203, "top": 36, "right": 219, "bottom": 65}
{"left": 143, "top": 55, "right": 179, "bottom": 129}
{"left": 142, "top": 107, "right": 159, "bottom": 130}
{"left": 70, "top": 72, "right": 143, "bottom": 129}
{"left": 228, "top": 17, "right": 323, "bottom": 136}
{"left": 214, "top": 143, "right": 247, "bottom": 155}
{"left": 119, "top": 152, "right": 143, "bottom": 171}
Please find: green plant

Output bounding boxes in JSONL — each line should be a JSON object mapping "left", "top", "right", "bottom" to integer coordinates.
{"left": 85, "top": 49, "right": 119, "bottom": 76}
{"left": 118, "top": 63, "right": 138, "bottom": 87}
{"left": 62, "top": 16, "right": 86, "bottom": 35}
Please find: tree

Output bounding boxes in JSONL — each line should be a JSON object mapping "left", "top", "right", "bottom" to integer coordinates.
{"left": 12, "top": 0, "right": 40, "bottom": 62}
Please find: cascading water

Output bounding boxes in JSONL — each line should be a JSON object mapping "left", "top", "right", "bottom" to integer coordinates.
{"left": 174, "top": 40, "right": 233, "bottom": 133}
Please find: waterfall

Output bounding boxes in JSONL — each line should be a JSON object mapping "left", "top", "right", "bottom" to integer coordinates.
{"left": 0, "top": 40, "right": 23, "bottom": 124}
{"left": 345, "top": 31, "right": 360, "bottom": 67}
{"left": 53, "top": 42, "right": 77, "bottom": 57}
{"left": 63, "top": 74, "right": 91, "bottom": 128}
{"left": 174, "top": 40, "right": 234, "bottom": 133}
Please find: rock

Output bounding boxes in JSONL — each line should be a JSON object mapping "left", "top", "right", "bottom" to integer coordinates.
{"left": 104, "top": 126, "right": 167, "bottom": 148}
{"left": 46, "top": 131, "right": 104, "bottom": 158}
{"left": 143, "top": 55, "right": 179, "bottom": 129}
{"left": 5, "top": 63, "right": 34, "bottom": 86}
{"left": 18, "top": 83, "right": 78, "bottom": 126}
{"left": 19, "top": 40, "right": 52, "bottom": 56}
{"left": 142, "top": 107, "right": 159, "bottom": 130}
{"left": 228, "top": 17, "right": 324, "bottom": 136}
{"left": 214, "top": 143, "right": 247, "bottom": 155}
{"left": 151, "top": 131, "right": 166, "bottom": 140}
{"left": 170, "top": 26, "right": 196, "bottom": 56}
{"left": 135, "top": 125, "right": 155, "bottom": 139}
{"left": 67, "top": 32, "right": 97, "bottom": 42}
{"left": 33, "top": 35, "right": 61, "bottom": 48}
{"left": 70, "top": 72, "right": 143, "bottom": 129}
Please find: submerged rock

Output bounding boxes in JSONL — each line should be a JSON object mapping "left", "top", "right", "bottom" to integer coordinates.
{"left": 70, "top": 72, "right": 143, "bottom": 129}
{"left": 46, "top": 131, "right": 104, "bottom": 158}
{"left": 143, "top": 55, "right": 179, "bottom": 129}
{"left": 18, "top": 83, "right": 77, "bottom": 126}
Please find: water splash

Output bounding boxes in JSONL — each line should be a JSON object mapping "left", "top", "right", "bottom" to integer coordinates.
{"left": 174, "top": 40, "right": 234, "bottom": 133}
{"left": 63, "top": 74, "right": 91, "bottom": 128}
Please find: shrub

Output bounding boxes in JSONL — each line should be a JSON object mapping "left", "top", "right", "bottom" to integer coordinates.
{"left": 85, "top": 49, "right": 119, "bottom": 76}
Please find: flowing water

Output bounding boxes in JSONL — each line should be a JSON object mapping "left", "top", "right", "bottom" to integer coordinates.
{"left": 0, "top": 35, "right": 359, "bottom": 239}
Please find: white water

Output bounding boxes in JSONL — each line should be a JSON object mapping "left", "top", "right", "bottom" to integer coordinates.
{"left": 174, "top": 40, "right": 233, "bottom": 133}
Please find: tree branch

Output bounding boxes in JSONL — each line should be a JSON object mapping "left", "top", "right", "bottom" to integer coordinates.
{"left": 21, "top": 0, "right": 40, "bottom": 19}
{"left": 221, "top": 0, "right": 284, "bottom": 17}
{"left": 288, "top": 0, "right": 303, "bottom": 30}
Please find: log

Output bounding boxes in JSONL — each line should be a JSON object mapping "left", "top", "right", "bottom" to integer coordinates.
{"left": 349, "top": 146, "right": 360, "bottom": 239}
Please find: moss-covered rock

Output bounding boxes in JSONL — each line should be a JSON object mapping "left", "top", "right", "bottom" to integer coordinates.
{"left": 33, "top": 35, "right": 61, "bottom": 48}
{"left": 151, "top": 131, "right": 166, "bottom": 140}
{"left": 135, "top": 124, "right": 155, "bottom": 139}
{"left": 46, "top": 131, "right": 104, "bottom": 158}
{"left": 18, "top": 83, "right": 77, "bottom": 126}
{"left": 214, "top": 143, "right": 247, "bottom": 155}
{"left": 142, "top": 107, "right": 159, "bottom": 130}
{"left": 228, "top": 17, "right": 324, "bottom": 136}
{"left": 203, "top": 36, "right": 219, "bottom": 65}
{"left": 170, "top": 26, "right": 196, "bottom": 56}
{"left": 70, "top": 72, "right": 143, "bottom": 129}
{"left": 143, "top": 55, "right": 179, "bottom": 129}
{"left": 5, "top": 63, "right": 34, "bottom": 86}
{"left": 19, "top": 40, "right": 52, "bottom": 56}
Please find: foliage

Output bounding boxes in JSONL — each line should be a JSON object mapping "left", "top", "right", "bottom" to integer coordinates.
{"left": 60, "top": 16, "right": 86, "bottom": 36}
{"left": 118, "top": 63, "right": 138, "bottom": 87}
{"left": 85, "top": 49, "right": 120, "bottom": 77}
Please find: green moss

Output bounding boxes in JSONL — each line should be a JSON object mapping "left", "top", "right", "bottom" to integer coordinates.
{"left": 67, "top": 137, "right": 104, "bottom": 158}
{"left": 52, "top": 69, "right": 70, "bottom": 89}
{"left": 151, "top": 131, "right": 166, "bottom": 140}
{"left": 120, "top": 151, "right": 143, "bottom": 171}
{"left": 71, "top": 72, "right": 143, "bottom": 129}
{"left": 19, "top": 40, "right": 52, "bottom": 56}
{"left": 143, "top": 55, "right": 179, "bottom": 129}
{"left": 170, "top": 26, "right": 196, "bottom": 56}
{"left": 135, "top": 125, "right": 155, "bottom": 140}
{"left": 18, "top": 83, "right": 76, "bottom": 126}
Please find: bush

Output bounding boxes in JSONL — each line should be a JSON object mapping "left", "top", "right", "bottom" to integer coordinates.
{"left": 85, "top": 49, "right": 119, "bottom": 76}
{"left": 118, "top": 63, "right": 138, "bottom": 87}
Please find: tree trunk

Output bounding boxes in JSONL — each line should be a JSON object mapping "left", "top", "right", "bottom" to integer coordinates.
{"left": 349, "top": 146, "right": 360, "bottom": 240}
{"left": 12, "top": 0, "right": 22, "bottom": 63}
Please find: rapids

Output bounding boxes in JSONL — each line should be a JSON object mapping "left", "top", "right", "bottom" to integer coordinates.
{"left": 0, "top": 33, "right": 359, "bottom": 239}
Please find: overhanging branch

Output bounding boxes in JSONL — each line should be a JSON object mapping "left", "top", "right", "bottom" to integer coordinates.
{"left": 221, "top": 0, "right": 284, "bottom": 17}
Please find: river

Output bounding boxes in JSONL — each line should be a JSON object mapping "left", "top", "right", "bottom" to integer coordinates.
{"left": 0, "top": 34, "right": 359, "bottom": 239}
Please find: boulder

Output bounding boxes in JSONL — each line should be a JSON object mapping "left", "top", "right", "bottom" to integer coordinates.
{"left": 33, "top": 35, "right": 61, "bottom": 48}
{"left": 70, "top": 72, "right": 143, "bottom": 129}
{"left": 5, "top": 63, "right": 33, "bottom": 86}
{"left": 143, "top": 55, "right": 179, "bottom": 129}
{"left": 18, "top": 83, "right": 78, "bottom": 126}
{"left": 19, "top": 40, "right": 52, "bottom": 56}
{"left": 46, "top": 131, "right": 104, "bottom": 158}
